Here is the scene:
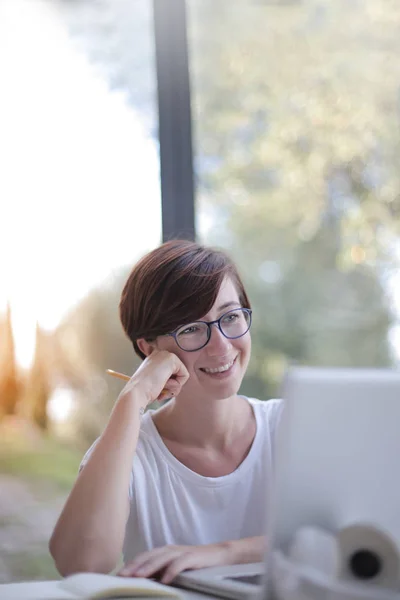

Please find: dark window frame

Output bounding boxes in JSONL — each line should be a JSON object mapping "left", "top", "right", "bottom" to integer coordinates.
{"left": 153, "top": 0, "right": 196, "bottom": 242}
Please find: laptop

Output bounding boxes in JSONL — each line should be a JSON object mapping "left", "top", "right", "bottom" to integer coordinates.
{"left": 175, "top": 366, "right": 400, "bottom": 600}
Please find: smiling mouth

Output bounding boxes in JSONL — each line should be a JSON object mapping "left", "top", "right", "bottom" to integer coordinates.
{"left": 200, "top": 355, "right": 238, "bottom": 374}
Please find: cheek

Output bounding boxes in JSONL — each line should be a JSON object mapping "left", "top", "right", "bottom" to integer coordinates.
{"left": 177, "top": 354, "right": 198, "bottom": 378}
{"left": 237, "top": 334, "right": 251, "bottom": 361}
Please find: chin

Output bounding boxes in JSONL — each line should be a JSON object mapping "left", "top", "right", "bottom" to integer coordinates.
{"left": 211, "top": 379, "right": 243, "bottom": 400}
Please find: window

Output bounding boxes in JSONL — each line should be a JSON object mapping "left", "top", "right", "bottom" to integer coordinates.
{"left": 188, "top": 0, "right": 400, "bottom": 396}
{"left": 0, "top": 0, "right": 160, "bottom": 427}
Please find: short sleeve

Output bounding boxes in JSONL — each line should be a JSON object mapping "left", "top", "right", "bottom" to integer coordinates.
{"left": 78, "top": 437, "right": 134, "bottom": 501}
{"left": 78, "top": 438, "right": 100, "bottom": 473}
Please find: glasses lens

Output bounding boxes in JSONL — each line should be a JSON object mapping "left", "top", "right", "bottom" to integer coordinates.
{"left": 220, "top": 309, "right": 251, "bottom": 339}
{"left": 176, "top": 321, "right": 209, "bottom": 351}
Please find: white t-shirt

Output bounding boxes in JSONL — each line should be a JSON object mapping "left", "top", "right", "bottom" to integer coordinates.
{"left": 81, "top": 397, "right": 282, "bottom": 563}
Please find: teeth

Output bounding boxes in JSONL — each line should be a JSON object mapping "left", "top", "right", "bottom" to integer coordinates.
{"left": 203, "top": 359, "right": 234, "bottom": 374}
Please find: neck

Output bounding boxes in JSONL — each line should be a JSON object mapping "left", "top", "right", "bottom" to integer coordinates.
{"left": 155, "top": 391, "right": 252, "bottom": 450}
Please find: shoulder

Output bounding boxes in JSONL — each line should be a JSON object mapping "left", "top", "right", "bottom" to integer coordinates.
{"left": 247, "top": 397, "right": 283, "bottom": 430}
{"left": 138, "top": 409, "right": 158, "bottom": 439}
{"left": 136, "top": 410, "right": 166, "bottom": 461}
{"left": 247, "top": 396, "right": 283, "bottom": 413}
{"left": 79, "top": 437, "right": 99, "bottom": 472}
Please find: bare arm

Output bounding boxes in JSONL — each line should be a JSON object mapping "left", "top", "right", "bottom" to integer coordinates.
{"left": 224, "top": 535, "right": 265, "bottom": 564}
{"left": 49, "top": 392, "right": 144, "bottom": 576}
{"left": 118, "top": 536, "right": 266, "bottom": 584}
{"left": 49, "top": 351, "right": 189, "bottom": 576}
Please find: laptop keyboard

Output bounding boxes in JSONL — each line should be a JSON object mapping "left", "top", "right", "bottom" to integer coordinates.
{"left": 224, "top": 574, "right": 262, "bottom": 586}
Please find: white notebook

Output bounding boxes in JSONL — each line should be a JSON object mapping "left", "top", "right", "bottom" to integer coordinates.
{"left": 0, "top": 572, "right": 182, "bottom": 600}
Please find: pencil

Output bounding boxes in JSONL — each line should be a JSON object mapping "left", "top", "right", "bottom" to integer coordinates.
{"left": 106, "top": 369, "right": 131, "bottom": 382}
{"left": 106, "top": 369, "right": 170, "bottom": 397}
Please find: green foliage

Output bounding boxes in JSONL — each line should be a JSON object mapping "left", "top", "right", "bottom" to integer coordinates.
{"left": 54, "top": 0, "right": 400, "bottom": 410}
{"left": 3, "top": 551, "right": 60, "bottom": 582}
{"left": 188, "top": 0, "right": 399, "bottom": 395}
{"left": 0, "top": 429, "right": 80, "bottom": 582}
{"left": 0, "top": 435, "right": 80, "bottom": 491}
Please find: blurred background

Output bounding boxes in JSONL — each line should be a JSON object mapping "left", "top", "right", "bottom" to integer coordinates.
{"left": 1, "top": 0, "right": 400, "bottom": 582}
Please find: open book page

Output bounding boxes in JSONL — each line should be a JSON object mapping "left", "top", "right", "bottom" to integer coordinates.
{"left": 60, "top": 573, "right": 183, "bottom": 599}
{"left": 0, "top": 580, "right": 76, "bottom": 600}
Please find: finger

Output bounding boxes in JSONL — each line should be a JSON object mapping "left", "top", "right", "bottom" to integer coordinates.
{"left": 169, "top": 355, "right": 190, "bottom": 386}
{"left": 132, "top": 551, "right": 181, "bottom": 578}
{"left": 118, "top": 548, "right": 168, "bottom": 576}
{"left": 161, "top": 554, "right": 196, "bottom": 584}
{"left": 119, "top": 547, "right": 179, "bottom": 577}
{"left": 174, "top": 369, "right": 189, "bottom": 387}
{"left": 156, "top": 390, "right": 174, "bottom": 402}
{"left": 157, "top": 380, "right": 182, "bottom": 401}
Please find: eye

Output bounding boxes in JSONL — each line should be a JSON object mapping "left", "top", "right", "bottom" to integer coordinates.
{"left": 222, "top": 311, "right": 240, "bottom": 323}
{"left": 179, "top": 325, "right": 200, "bottom": 336}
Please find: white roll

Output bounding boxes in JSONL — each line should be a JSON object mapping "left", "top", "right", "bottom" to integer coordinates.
{"left": 288, "top": 525, "right": 340, "bottom": 578}
{"left": 338, "top": 523, "right": 400, "bottom": 590}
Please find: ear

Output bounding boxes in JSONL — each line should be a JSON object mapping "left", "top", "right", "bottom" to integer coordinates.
{"left": 136, "top": 338, "right": 156, "bottom": 358}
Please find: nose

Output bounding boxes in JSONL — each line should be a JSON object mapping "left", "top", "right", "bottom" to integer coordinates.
{"left": 206, "top": 324, "right": 232, "bottom": 356}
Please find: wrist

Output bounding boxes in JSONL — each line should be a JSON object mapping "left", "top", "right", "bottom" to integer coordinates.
{"left": 218, "top": 536, "right": 265, "bottom": 565}
{"left": 117, "top": 384, "right": 148, "bottom": 414}
{"left": 217, "top": 540, "right": 239, "bottom": 565}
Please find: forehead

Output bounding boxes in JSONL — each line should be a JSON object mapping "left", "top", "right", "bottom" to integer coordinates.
{"left": 202, "top": 277, "right": 241, "bottom": 318}
{"left": 215, "top": 276, "right": 240, "bottom": 302}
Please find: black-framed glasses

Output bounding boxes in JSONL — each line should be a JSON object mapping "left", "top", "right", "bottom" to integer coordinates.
{"left": 166, "top": 308, "right": 252, "bottom": 352}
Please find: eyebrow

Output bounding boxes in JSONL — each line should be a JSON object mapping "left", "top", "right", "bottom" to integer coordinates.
{"left": 217, "top": 301, "right": 242, "bottom": 312}
{"left": 174, "top": 301, "right": 243, "bottom": 330}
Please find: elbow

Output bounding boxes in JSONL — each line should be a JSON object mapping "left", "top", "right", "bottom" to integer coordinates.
{"left": 49, "top": 533, "right": 117, "bottom": 577}
{"left": 49, "top": 531, "right": 70, "bottom": 576}
{"left": 55, "top": 559, "right": 115, "bottom": 579}
{"left": 51, "top": 552, "right": 117, "bottom": 578}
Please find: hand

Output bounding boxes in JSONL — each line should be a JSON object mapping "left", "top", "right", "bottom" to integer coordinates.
{"left": 118, "top": 543, "right": 231, "bottom": 584}
{"left": 120, "top": 350, "right": 189, "bottom": 408}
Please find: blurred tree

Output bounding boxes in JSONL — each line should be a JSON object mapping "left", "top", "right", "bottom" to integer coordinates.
{"left": 23, "top": 325, "right": 51, "bottom": 430}
{"left": 0, "top": 304, "right": 20, "bottom": 418}
{"left": 55, "top": 270, "right": 139, "bottom": 441}
{"left": 53, "top": 0, "right": 399, "bottom": 406}
{"left": 188, "top": 0, "right": 399, "bottom": 393}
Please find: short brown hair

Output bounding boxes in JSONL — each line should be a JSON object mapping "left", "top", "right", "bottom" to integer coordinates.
{"left": 119, "top": 240, "right": 251, "bottom": 360}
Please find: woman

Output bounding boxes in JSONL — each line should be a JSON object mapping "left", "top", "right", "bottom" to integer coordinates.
{"left": 49, "top": 239, "right": 281, "bottom": 584}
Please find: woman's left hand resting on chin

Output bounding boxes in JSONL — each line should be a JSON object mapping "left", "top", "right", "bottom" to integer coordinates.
{"left": 118, "top": 536, "right": 265, "bottom": 584}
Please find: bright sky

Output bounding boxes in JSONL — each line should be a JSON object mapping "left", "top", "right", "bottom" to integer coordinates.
{"left": 0, "top": 0, "right": 162, "bottom": 369}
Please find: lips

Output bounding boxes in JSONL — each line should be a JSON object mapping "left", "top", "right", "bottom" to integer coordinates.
{"left": 200, "top": 355, "right": 238, "bottom": 374}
